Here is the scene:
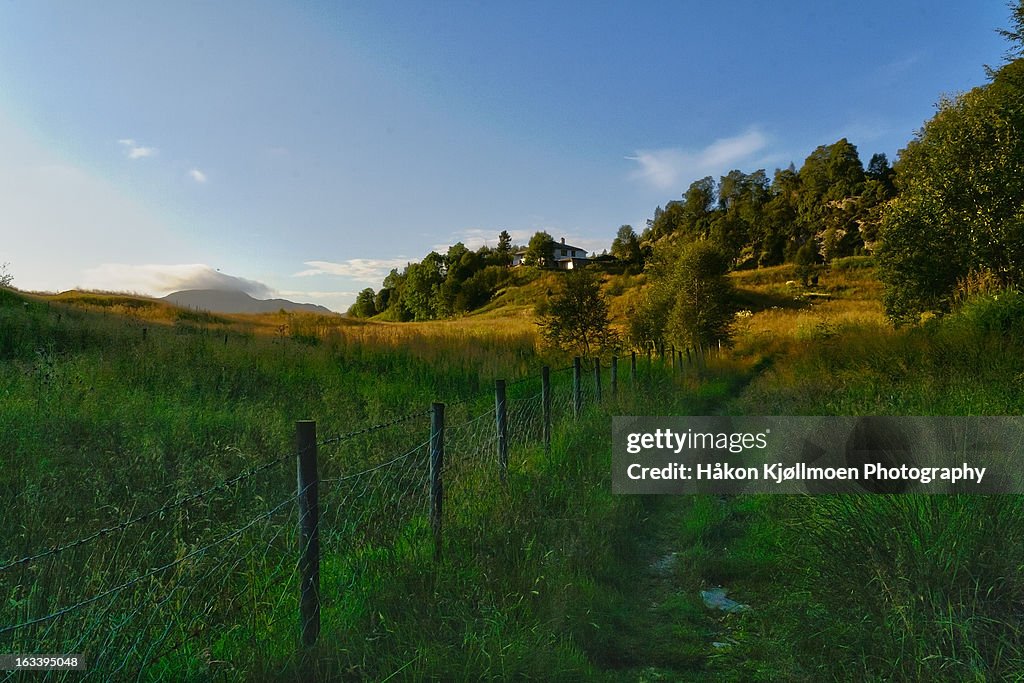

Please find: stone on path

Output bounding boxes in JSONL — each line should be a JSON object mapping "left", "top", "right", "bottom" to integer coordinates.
{"left": 700, "top": 587, "right": 750, "bottom": 613}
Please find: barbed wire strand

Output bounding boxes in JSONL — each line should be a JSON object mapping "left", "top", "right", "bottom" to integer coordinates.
{"left": 318, "top": 408, "right": 431, "bottom": 446}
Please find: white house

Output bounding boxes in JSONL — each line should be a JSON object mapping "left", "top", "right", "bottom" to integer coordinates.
{"left": 512, "top": 237, "right": 590, "bottom": 269}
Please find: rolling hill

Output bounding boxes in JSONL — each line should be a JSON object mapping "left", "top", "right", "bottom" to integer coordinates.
{"left": 161, "top": 289, "right": 334, "bottom": 314}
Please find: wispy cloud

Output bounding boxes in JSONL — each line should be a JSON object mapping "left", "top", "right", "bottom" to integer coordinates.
{"left": 628, "top": 128, "right": 769, "bottom": 191}
{"left": 117, "top": 138, "right": 158, "bottom": 159}
{"left": 874, "top": 51, "right": 926, "bottom": 87}
{"left": 128, "top": 147, "right": 157, "bottom": 159}
{"left": 81, "top": 263, "right": 274, "bottom": 298}
{"left": 293, "top": 258, "right": 410, "bottom": 284}
{"left": 188, "top": 168, "right": 207, "bottom": 183}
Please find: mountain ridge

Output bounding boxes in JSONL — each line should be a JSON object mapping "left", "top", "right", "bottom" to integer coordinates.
{"left": 161, "top": 289, "right": 335, "bottom": 314}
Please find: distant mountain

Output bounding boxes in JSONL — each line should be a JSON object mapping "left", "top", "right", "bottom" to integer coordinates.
{"left": 162, "top": 289, "right": 334, "bottom": 315}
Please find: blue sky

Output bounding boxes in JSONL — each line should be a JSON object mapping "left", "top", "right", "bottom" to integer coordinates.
{"left": 0, "top": 1, "right": 1011, "bottom": 311}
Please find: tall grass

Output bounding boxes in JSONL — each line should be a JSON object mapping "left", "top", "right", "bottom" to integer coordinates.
{"left": 0, "top": 287, "right": 712, "bottom": 680}
{"left": 715, "top": 282, "right": 1024, "bottom": 680}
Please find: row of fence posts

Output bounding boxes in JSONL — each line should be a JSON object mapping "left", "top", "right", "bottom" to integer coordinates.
{"left": 655, "top": 342, "right": 721, "bottom": 372}
{"left": 290, "top": 346, "right": 712, "bottom": 648}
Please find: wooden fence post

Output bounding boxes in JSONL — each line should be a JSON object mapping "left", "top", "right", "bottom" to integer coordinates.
{"left": 686, "top": 347, "right": 692, "bottom": 365}
{"left": 430, "top": 403, "right": 445, "bottom": 563}
{"left": 542, "top": 366, "right": 551, "bottom": 453}
{"left": 630, "top": 351, "right": 637, "bottom": 386}
{"left": 611, "top": 355, "right": 618, "bottom": 399}
{"left": 496, "top": 379, "right": 508, "bottom": 482}
{"left": 671, "top": 345, "right": 676, "bottom": 372}
{"left": 593, "top": 357, "right": 602, "bottom": 403}
{"left": 296, "top": 420, "right": 320, "bottom": 648}
{"left": 573, "top": 357, "right": 582, "bottom": 418}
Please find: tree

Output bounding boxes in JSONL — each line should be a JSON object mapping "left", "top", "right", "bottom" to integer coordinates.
{"left": 610, "top": 225, "right": 642, "bottom": 268}
{"left": 0, "top": 263, "right": 11, "bottom": 288}
{"left": 631, "top": 240, "right": 736, "bottom": 350}
{"left": 681, "top": 176, "right": 718, "bottom": 239}
{"left": 536, "top": 269, "right": 619, "bottom": 356}
{"left": 402, "top": 252, "right": 446, "bottom": 320}
{"left": 379, "top": 268, "right": 412, "bottom": 321}
{"left": 760, "top": 166, "right": 800, "bottom": 265}
{"left": 866, "top": 152, "right": 895, "bottom": 189}
{"left": 797, "top": 139, "right": 866, "bottom": 257}
{"left": 374, "top": 287, "right": 392, "bottom": 314}
{"left": 496, "top": 230, "right": 513, "bottom": 265}
{"left": 524, "top": 231, "right": 555, "bottom": 267}
{"left": 794, "top": 241, "right": 820, "bottom": 287}
{"left": 877, "top": 48, "right": 1024, "bottom": 322}
{"left": 665, "top": 241, "right": 736, "bottom": 349}
{"left": 997, "top": 0, "right": 1024, "bottom": 60}
{"left": 347, "top": 288, "right": 377, "bottom": 318}
{"left": 627, "top": 288, "right": 672, "bottom": 351}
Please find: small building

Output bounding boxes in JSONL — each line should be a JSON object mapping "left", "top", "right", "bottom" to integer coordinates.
{"left": 555, "top": 256, "right": 590, "bottom": 270}
{"left": 512, "top": 237, "right": 590, "bottom": 268}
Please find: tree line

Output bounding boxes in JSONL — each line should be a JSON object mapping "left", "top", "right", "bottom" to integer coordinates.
{"left": 642, "top": 140, "right": 895, "bottom": 270}
{"left": 348, "top": 230, "right": 516, "bottom": 320}
{"left": 347, "top": 228, "right": 642, "bottom": 321}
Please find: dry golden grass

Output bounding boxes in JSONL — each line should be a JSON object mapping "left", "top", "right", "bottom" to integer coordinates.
{"left": 37, "top": 260, "right": 888, "bottom": 364}
{"left": 730, "top": 262, "right": 889, "bottom": 351}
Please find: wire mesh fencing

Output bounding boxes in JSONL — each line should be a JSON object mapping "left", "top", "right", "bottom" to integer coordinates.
{"left": 1, "top": 354, "right": 667, "bottom": 680}
{"left": 1, "top": 448, "right": 297, "bottom": 681}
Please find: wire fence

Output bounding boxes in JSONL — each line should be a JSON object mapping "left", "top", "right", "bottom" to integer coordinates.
{"left": 0, "top": 351, "right": 691, "bottom": 681}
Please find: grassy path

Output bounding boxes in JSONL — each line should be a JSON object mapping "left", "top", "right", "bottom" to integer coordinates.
{"left": 589, "top": 489, "right": 786, "bottom": 682}
{"left": 582, "top": 356, "right": 782, "bottom": 682}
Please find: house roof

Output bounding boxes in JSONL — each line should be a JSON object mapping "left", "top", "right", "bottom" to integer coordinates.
{"left": 513, "top": 238, "right": 588, "bottom": 256}
{"left": 550, "top": 238, "right": 588, "bottom": 253}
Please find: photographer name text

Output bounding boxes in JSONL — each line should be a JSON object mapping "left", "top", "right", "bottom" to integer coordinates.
{"left": 626, "top": 462, "right": 986, "bottom": 485}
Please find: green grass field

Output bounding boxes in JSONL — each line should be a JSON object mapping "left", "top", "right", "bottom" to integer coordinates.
{"left": 2, "top": 264, "right": 1024, "bottom": 681}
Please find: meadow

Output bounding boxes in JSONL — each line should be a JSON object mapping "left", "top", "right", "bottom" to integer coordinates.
{"left": 0, "top": 284, "right": 705, "bottom": 680}
{"left": 2, "top": 260, "right": 1024, "bottom": 681}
